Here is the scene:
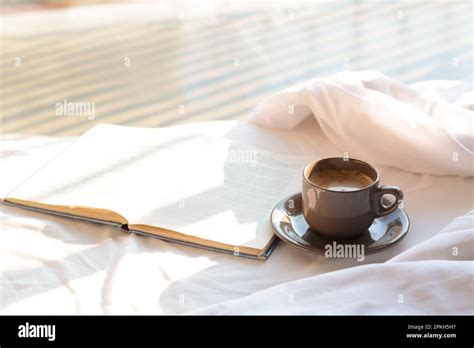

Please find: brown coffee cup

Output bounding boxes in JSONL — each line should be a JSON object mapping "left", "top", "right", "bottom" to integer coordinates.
{"left": 302, "top": 157, "right": 403, "bottom": 239}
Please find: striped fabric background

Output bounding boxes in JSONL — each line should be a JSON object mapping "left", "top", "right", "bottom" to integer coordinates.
{"left": 1, "top": 1, "right": 472, "bottom": 136}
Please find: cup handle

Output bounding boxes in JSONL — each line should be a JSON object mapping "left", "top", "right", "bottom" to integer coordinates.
{"left": 374, "top": 185, "right": 403, "bottom": 217}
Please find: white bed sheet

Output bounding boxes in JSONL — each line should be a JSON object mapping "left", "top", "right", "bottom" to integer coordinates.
{"left": 1, "top": 118, "right": 472, "bottom": 314}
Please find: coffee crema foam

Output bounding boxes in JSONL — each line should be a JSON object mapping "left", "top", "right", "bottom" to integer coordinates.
{"left": 310, "top": 169, "right": 374, "bottom": 192}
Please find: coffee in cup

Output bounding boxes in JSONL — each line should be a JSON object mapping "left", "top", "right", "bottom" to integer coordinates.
{"left": 309, "top": 168, "right": 374, "bottom": 192}
{"left": 302, "top": 157, "right": 403, "bottom": 239}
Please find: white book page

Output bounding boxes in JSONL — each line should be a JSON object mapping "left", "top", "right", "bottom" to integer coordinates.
{"left": 7, "top": 122, "right": 319, "bottom": 250}
{"left": 133, "top": 138, "right": 309, "bottom": 249}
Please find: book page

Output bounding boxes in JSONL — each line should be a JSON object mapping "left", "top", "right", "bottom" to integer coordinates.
{"left": 130, "top": 138, "right": 310, "bottom": 250}
{"left": 6, "top": 122, "right": 318, "bottom": 251}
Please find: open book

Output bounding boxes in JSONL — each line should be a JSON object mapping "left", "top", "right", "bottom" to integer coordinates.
{"left": 5, "top": 121, "right": 319, "bottom": 260}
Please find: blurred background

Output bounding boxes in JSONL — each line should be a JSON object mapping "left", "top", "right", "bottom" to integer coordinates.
{"left": 1, "top": 0, "right": 472, "bottom": 136}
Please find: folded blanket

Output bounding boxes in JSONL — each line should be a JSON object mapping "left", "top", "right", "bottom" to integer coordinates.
{"left": 194, "top": 211, "right": 474, "bottom": 315}
{"left": 249, "top": 71, "right": 473, "bottom": 177}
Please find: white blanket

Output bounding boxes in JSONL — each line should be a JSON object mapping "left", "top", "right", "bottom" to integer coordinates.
{"left": 1, "top": 74, "right": 473, "bottom": 315}
{"left": 250, "top": 71, "right": 474, "bottom": 176}
{"left": 195, "top": 211, "right": 474, "bottom": 314}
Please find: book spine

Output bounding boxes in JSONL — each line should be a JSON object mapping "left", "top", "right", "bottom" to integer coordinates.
{"left": 119, "top": 224, "right": 131, "bottom": 234}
